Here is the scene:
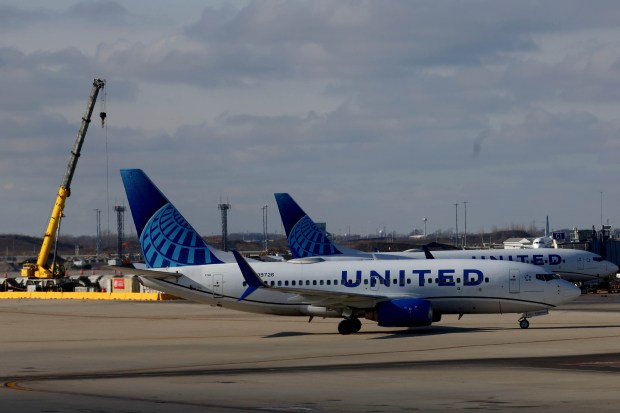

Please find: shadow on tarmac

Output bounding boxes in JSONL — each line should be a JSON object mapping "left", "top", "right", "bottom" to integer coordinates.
{"left": 263, "top": 322, "right": 620, "bottom": 339}
{"left": 262, "top": 325, "right": 491, "bottom": 339}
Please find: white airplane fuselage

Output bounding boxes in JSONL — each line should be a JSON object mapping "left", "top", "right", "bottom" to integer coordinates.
{"left": 398, "top": 249, "right": 617, "bottom": 283}
{"left": 139, "top": 259, "right": 580, "bottom": 319}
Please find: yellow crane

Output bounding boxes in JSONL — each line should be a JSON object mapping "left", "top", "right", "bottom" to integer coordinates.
{"left": 21, "top": 78, "right": 106, "bottom": 280}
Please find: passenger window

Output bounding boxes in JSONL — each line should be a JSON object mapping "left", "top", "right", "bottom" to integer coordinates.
{"left": 364, "top": 279, "right": 368, "bottom": 285}
{"left": 313, "top": 280, "right": 317, "bottom": 286}
{"left": 320, "top": 280, "right": 324, "bottom": 285}
{"left": 243, "top": 281, "right": 247, "bottom": 287}
{"left": 306, "top": 280, "right": 310, "bottom": 286}
{"left": 326, "top": 280, "right": 331, "bottom": 285}
{"left": 291, "top": 281, "right": 296, "bottom": 286}
{"left": 334, "top": 280, "right": 338, "bottom": 285}
{"left": 277, "top": 281, "right": 282, "bottom": 286}
{"left": 485, "top": 277, "right": 489, "bottom": 283}
{"left": 428, "top": 279, "right": 432, "bottom": 284}
{"left": 270, "top": 281, "right": 275, "bottom": 286}
{"left": 407, "top": 278, "right": 411, "bottom": 284}
{"left": 284, "top": 281, "right": 289, "bottom": 286}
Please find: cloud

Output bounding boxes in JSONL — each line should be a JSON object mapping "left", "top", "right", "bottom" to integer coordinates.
{"left": 0, "top": 4, "right": 50, "bottom": 29}
{"left": 66, "top": 1, "right": 129, "bottom": 23}
{"left": 2, "top": 1, "right": 620, "bottom": 236}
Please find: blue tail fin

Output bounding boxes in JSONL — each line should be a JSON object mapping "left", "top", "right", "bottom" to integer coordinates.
{"left": 120, "top": 169, "right": 223, "bottom": 268}
{"left": 274, "top": 193, "right": 342, "bottom": 259}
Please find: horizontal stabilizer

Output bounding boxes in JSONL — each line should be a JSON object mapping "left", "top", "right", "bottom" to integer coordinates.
{"left": 106, "top": 265, "right": 183, "bottom": 280}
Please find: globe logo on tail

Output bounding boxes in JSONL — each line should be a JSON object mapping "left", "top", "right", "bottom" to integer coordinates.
{"left": 289, "top": 215, "right": 342, "bottom": 258}
{"left": 140, "top": 203, "right": 222, "bottom": 267}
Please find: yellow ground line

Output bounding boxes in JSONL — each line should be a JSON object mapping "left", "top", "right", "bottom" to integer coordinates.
{"left": 4, "top": 381, "right": 33, "bottom": 391}
{"left": 0, "top": 292, "right": 179, "bottom": 301}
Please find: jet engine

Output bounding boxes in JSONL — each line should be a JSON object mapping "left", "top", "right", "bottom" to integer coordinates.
{"left": 368, "top": 298, "right": 434, "bottom": 327}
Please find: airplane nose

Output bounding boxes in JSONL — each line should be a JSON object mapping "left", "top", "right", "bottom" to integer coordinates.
{"left": 562, "top": 281, "right": 581, "bottom": 302}
{"left": 609, "top": 262, "right": 619, "bottom": 275}
{"left": 553, "top": 280, "right": 581, "bottom": 305}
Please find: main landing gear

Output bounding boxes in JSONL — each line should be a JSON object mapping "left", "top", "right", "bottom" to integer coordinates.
{"left": 338, "top": 317, "right": 362, "bottom": 335}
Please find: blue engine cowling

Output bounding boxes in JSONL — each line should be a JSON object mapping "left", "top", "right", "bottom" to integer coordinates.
{"left": 375, "top": 298, "right": 433, "bottom": 327}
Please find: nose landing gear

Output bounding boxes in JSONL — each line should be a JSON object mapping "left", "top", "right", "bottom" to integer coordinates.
{"left": 518, "top": 309, "right": 549, "bottom": 329}
{"left": 519, "top": 318, "right": 530, "bottom": 329}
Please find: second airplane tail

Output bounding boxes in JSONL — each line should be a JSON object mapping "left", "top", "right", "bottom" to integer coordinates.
{"left": 274, "top": 193, "right": 343, "bottom": 259}
{"left": 121, "top": 169, "right": 223, "bottom": 268}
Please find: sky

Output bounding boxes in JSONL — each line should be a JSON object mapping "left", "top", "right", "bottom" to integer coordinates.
{"left": 1, "top": 0, "right": 620, "bottom": 239}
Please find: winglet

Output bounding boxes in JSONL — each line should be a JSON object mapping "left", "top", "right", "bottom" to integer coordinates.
{"left": 232, "top": 250, "right": 268, "bottom": 301}
{"left": 422, "top": 245, "right": 435, "bottom": 259}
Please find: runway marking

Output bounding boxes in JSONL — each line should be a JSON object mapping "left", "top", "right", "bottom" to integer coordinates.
{"left": 3, "top": 351, "right": 620, "bottom": 413}
{"left": 4, "top": 351, "right": 620, "bottom": 389}
{"left": 3, "top": 381, "right": 33, "bottom": 391}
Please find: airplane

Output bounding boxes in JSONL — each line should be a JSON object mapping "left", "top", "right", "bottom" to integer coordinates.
{"left": 119, "top": 169, "right": 580, "bottom": 335}
{"left": 527, "top": 216, "right": 554, "bottom": 248}
{"left": 274, "top": 193, "right": 619, "bottom": 284}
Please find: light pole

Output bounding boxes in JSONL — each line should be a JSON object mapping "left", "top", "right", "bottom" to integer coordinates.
{"left": 261, "top": 205, "right": 268, "bottom": 251}
{"left": 463, "top": 201, "right": 467, "bottom": 248}
{"left": 600, "top": 191, "right": 603, "bottom": 227}
{"left": 454, "top": 203, "right": 459, "bottom": 247}
{"left": 423, "top": 218, "right": 428, "bottom": 238}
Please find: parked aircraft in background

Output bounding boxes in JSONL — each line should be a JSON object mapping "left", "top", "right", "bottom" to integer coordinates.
{"left": 530, "top": 216, "right": 554, "bottom": 248}
{"left": 119, "top": 169, "right": 580, "bottom": 335}
{"left": 274, "top": 193, "right": 618, "bottom": 284}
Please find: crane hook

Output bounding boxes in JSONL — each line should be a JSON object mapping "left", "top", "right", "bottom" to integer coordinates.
{"left": 100, "top": 111, "right": 107, "bottom": 128}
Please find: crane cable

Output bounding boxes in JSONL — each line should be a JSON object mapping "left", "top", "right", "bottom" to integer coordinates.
{"left": 100, "top": 85, "right": 111, "bottom": 245}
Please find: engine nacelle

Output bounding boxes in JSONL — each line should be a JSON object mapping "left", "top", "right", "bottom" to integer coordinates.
{"left": 370, "top": 298, "right": 434, "bottom": 327}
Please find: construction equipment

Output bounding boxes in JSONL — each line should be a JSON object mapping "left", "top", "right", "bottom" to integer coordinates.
{"left": 21, "top": 78, "right": 106, "bottom": 280}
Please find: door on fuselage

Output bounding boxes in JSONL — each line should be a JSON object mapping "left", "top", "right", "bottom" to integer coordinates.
{"left": 205, "top": 273, "right": 224, "bottom": 298}
{"left": 509, "top": 269, "right": 520, "bottom": 293}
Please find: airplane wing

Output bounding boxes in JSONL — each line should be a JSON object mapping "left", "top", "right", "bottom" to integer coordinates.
{"left": 282, "top": 288, "right": 381, "bottom": 308}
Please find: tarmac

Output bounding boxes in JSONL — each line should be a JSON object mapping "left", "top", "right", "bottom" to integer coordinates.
{"left": 1, "top": 294, "right": 620, "bottom": 412}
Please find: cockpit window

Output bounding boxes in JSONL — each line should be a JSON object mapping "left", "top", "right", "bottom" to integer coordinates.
{"left": 593, "top": 256, "right": 604, "bottom": 262}
{"left": 536, "top": 274, "right": 560, "bottom": 282}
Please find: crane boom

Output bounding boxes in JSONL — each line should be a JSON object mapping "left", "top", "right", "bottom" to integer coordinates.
{"left": 21, "top": 78, "right": 106, "bottom": 279}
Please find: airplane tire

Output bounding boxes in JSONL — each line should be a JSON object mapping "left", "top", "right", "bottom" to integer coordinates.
{"left": 519, "top": 319, "right": 530, "bottom": 329}
{"left": 338, "top": 318, "right": 361, "bottom": 335}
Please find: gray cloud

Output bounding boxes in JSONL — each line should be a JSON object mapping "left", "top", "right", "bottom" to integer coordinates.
{"left": 1, "top": 1, "right": 620, "bottom": 237}
{"left": 66, "top": 0, "right": 129, "bottom": 23}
